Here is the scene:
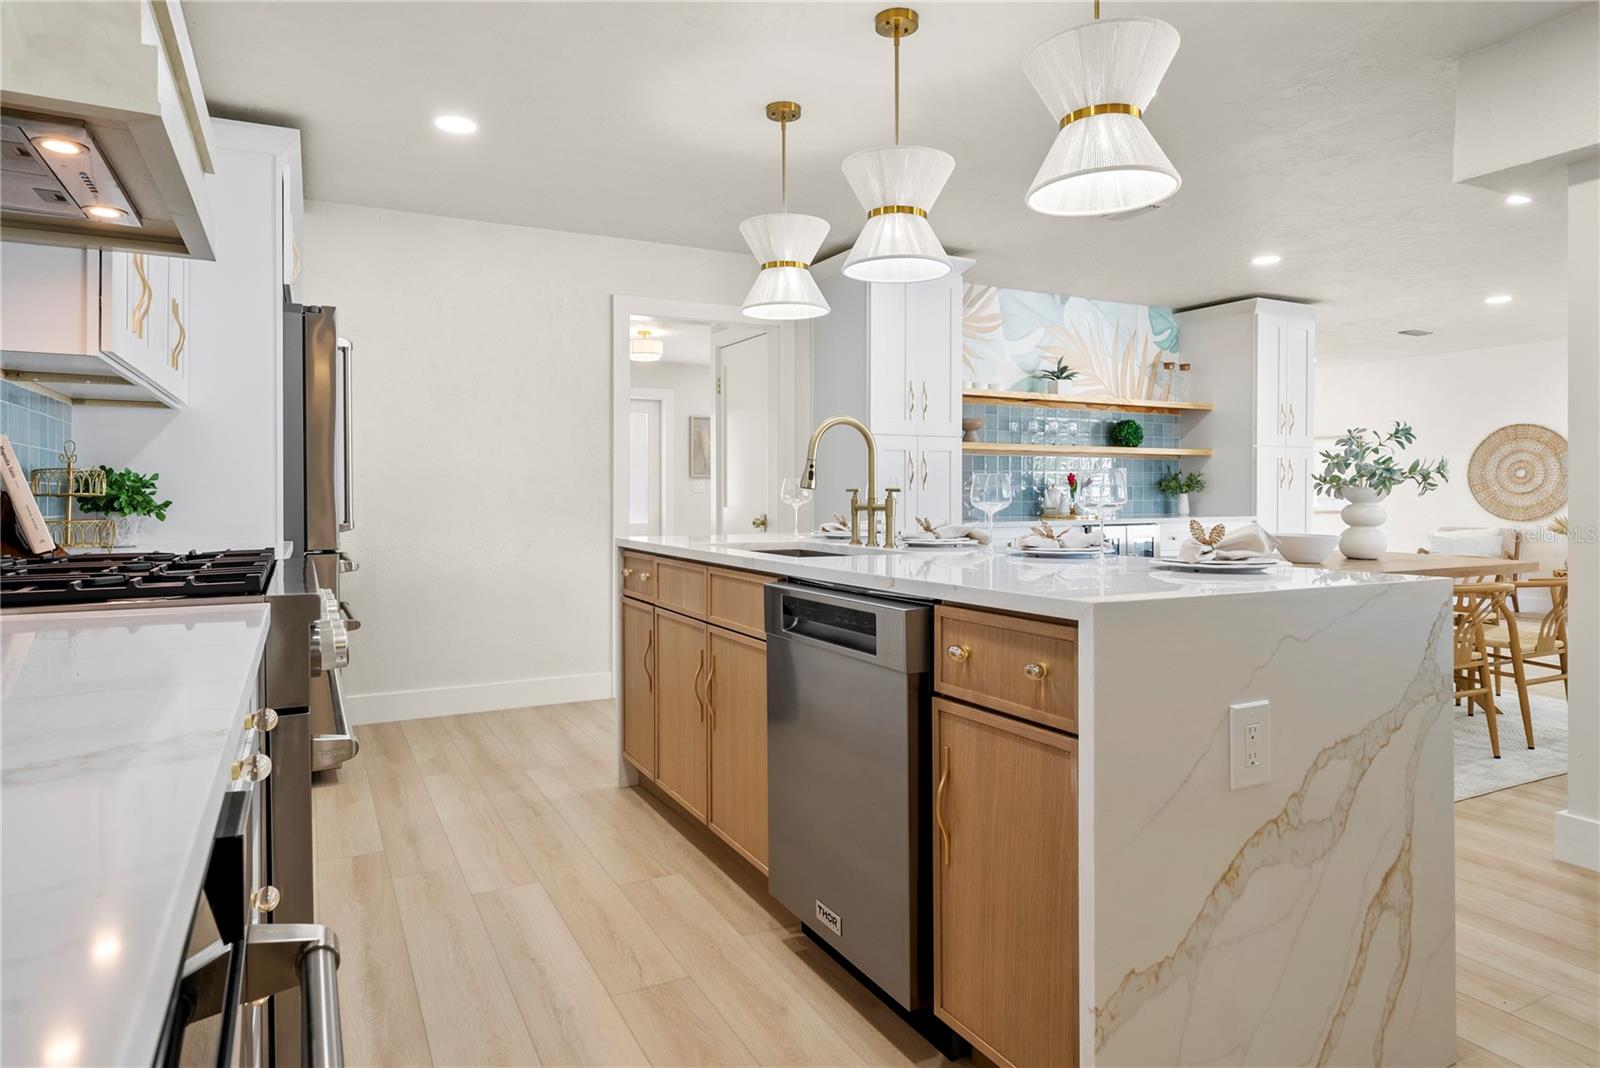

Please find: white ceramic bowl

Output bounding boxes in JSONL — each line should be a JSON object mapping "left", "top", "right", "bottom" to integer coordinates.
{"left": 1274, "top": 532, "right": 1338, "bottom": 565}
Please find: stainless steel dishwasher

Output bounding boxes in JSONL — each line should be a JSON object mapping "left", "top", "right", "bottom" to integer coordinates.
{"left": 765, "top": 581, "right": 935, "bottom": 1011}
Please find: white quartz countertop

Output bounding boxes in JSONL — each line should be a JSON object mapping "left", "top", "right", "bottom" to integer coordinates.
{"left": 619, "top": 534, "right": 1434, "bottom": 620}
{"left": 1, "top": 604, "right": 271, "bottom": 1068}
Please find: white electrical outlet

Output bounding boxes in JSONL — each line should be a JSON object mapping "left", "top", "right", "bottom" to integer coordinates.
{"left": 1230, "top": 700, "right": 1270, "bottom": 789}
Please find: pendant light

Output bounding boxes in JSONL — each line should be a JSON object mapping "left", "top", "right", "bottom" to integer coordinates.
{"left": 629, "top": 329, "right": 663, "bottom": 362}
{"left": 1023, "top": 0, "right": 1181, "bottom": 217}
{"left": 841, "top": 7, "right": 953, "bottom": 283}
{"left": 740, "top": 101, "right": 831, "bottom": 320}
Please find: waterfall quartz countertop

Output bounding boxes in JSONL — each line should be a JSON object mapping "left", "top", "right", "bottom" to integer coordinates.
{"left": 621, "top": 534, "right": 1460, "bottom": 1067}
{"left": 0, "top": 604, "right": 271, "bottom": 1068}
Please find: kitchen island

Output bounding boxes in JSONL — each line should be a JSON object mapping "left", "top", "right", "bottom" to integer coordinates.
{"left": 617, "top": 534, "right": 1456, "bottom": 1068}
{"left": 0, "top": 604, "right": 270, "bottom": 1068}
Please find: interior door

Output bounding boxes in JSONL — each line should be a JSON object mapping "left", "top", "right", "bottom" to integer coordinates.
{"left": 627, "top": 397, "right": 663, "bottom": 536}
{"left": 716, "top": 330, "right": 772, "bottom": 534}
{"left": 653, "top": 610, "right": 709, "bottom": 821}
{"left": 933, "top": 699, "right": 1077, "bottom": 1068}
{"left": 621, "top": 598, "right": 656, "bottom": 776}
{"left": 707, "top": 627, "right": 768, "bottom": 871}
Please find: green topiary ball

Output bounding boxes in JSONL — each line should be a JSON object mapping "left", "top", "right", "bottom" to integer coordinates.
{"left": 1108, "top": 419, "right": 1144, "bottom": 448}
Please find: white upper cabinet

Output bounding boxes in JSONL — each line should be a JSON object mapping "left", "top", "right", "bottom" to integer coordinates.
{"left": 1255, "top": 311, "right": 1315, "bottom": 449}
{"left": 0, "top": 0, "right": 216, "bottom": 258}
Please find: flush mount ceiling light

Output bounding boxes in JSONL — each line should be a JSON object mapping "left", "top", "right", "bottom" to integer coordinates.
{"left": 1504, "top": 193, "right": 1532, "bottom": 206}
{"left": 1484, "top": 294, "right": 1513, "bottom": 305}
{"left": 841, "top": 8, "right": 954, "bottom": 283}
{"left": 433, "top": 114, "right": 478, "bottom": 135}
{"left": 1250, "top": 253, "right": 1282, "bottom": 266}
{"left": 34, "top": 136, "right": 86, "bottom": 157}
{"left": 1022, "top": 1, "right": 1181, "bottom": 217}
{"left": 740, "top": 101, "right": 831, "bottom": 320}
{"left": 84, "top": 205, "right": 127, "bottom": 220}
{"left": 629, "top": 330, "right": 664, "bottom": 362}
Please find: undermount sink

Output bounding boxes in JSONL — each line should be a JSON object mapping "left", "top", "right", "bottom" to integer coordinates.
{"left": 722, "top": 540, "right": 893, "bottom": 558}
{"left": 749, "top": 547, "right": 849, "bottom": 558}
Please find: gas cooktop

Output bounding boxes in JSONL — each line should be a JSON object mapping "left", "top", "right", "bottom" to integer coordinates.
{"left": 1, "top": 549, "right": 277, "bottom": 610}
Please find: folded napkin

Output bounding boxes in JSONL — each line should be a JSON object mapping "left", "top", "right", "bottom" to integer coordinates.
{"left": 1179, "top": 522, "right": 1276, "bottom": 562}
{"left": 912, "top": 517, "right": 990, "bottom": 545}
{"left": 818, "top": 512, "right": 851, "bottom": 535}
{"left": 1017, "top": 521, "right": 1103, "bottom": 550}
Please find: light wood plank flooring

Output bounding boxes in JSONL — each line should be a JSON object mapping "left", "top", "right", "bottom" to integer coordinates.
{"left": 313, "top": 701, "right": 1597, "bottom": 1068}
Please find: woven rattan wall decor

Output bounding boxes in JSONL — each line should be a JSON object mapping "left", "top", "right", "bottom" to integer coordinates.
{"left": 1467, "top": 423, "right": 1567, "bottom": 521}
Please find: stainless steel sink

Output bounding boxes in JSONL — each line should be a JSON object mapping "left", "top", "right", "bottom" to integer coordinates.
{"left": 749, "top": 547, "right": 848, "bottom": 558}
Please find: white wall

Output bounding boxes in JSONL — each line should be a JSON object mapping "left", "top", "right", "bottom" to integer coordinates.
{"left": 1314, "top": 338, "right": 1570, "bottom": 575}
{"left": 301, "top": 200, "right": 753, "bottom": 723}
{"left": 630, "top": 360, "right": 714, "bottom": 537}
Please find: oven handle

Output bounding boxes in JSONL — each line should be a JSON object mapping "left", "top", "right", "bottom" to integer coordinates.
{"left": 312, "top": 670, "right": 360, "bottom": 771}
{"left": 337, "top": 337, "right": 355, "bottom": 534}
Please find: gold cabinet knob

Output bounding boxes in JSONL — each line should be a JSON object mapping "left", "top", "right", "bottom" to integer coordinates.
{"left": 622, "top": 567, "right": 634, "bottom": 578}
{"left": 1023, "top": 662, "right": 1049, "bottom": 681}
{"left": 250, "top": 885, "right": 281, "bottom": 914}
{"left": 639, "top": 572, "right": 652, "bottom": 582}
{"left": 946, "top": 644, "right": 971, "bottom": 663}
{"left": 231, "top": 753, "right": 272, "bottom": 783}
{"left": 245, "top": 707, "right": 279, "bottom": 732}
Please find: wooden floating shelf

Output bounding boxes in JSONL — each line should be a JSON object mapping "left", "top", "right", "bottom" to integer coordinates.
{"left": 963, "top": 443, "right": 1215, "bottom": 459}
{"left": 963, "top": 389, "right": 1213, "bottom": 415}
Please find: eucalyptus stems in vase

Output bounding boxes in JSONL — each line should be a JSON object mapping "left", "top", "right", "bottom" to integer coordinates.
{"left": 1313, "top": 423, "right": 1447, "bottom": 559}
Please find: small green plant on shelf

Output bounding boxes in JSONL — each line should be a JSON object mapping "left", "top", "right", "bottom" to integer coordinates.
{"left": 1032, "top": 359, "right": 1079, "bottom": 382}
{"left": 78, "top": 466, "right": 173, "bottom": 520}
{"left": 1155, "top": 468, "right": 1205, "bottom": 497}
{"left": 1313, "top": 423, "right": 1448, "bottom": 498}
{"left": 1107, "top": 419, "right": 1144, "bottom": 448}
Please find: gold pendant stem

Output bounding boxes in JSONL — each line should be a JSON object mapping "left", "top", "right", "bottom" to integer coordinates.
{"left": 893, "top": 33, "right": 901, "bottom": 145}
{"left": 781, "top": 117, "right": 788, "bottom": 211}
{"left": 1094, "top": 0, "right": 1100, "bottom": 18}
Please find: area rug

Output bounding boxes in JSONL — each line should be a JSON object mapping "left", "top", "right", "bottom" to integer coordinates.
{"left": 1454, "top": 692, "right": 1569, "bottom": 801}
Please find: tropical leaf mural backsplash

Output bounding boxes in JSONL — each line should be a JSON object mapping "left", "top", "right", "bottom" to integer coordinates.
{"left": 963, "top": 284, "right": 1180, "bottom": 398}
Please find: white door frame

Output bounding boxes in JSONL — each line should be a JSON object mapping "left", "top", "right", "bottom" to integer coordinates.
{"left": 627, "top": 387, "right": 674, "bottom": 535}
{"left": 712, "top": 325, "right": 779, "bottom": 535}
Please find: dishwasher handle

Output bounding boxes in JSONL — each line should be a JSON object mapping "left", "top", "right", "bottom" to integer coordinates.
{"left": 764, "top": 582, "right": 930, "bottom": 672}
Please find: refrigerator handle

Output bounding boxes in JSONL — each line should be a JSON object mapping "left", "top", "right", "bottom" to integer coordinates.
{"left": 337, "top": 338, "right": 355, "bottom": 533}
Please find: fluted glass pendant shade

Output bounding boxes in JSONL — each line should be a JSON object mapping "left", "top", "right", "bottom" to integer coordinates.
{"left": 740, "top": 212, "right": 830, "bottom": 320}
{"left": 1023, "top": 17, "right": 1181, "bottom": 217}
{"left": 841, "top": 145, "right": 954, "bottom": 282}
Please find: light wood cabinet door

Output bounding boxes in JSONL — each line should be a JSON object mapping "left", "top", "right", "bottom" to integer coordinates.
{"left": 935, "top": 606, "right": 1077, "bottom": 733}
{"left": 933, "top": 699, "right": 1078, "bottom": 1068}
{"left": 707, "top": 627, "right": 768, "bottom": 872}
{"left": 620, "top": 597, "right": 656, "bottom": 777}
{"left": 653, "top": 609, "right": 709, "bottom": 822}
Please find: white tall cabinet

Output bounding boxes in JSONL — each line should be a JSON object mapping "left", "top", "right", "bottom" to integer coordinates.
{"left": 810, "top": 255, "right": 973, "bottom": 534}
{"left": 1179, "top": 299, "right": 1317, "bottom": 532}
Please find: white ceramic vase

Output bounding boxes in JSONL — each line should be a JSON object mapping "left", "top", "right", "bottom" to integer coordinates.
{"left": 1176, "top": 493, "right": 1191, "bottom": 517}
{"left": 1337, "top": 486, "right": 1388, "bottom": 559}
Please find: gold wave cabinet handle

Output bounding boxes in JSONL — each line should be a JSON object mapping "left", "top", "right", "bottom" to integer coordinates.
{"left": 936, "top": 744, "right": 951, "bottom": 865}
{"left": 170, "top": 298, "right": 186, "bottom": 369}
{"left": 131, "top": 254, "right": 152, "bottom": 339}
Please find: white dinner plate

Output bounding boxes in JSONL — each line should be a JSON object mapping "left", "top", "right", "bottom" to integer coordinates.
{"left": 898, "top": 537, "right": 976, "bottom": 550}
{"left": 807, "top": 530, "right": 853, "bottom": 540}
{"left": 1006, "top": 545, "right": 1104, "bottom": 559}
{"left": 1154, "top": 558, "right": 1279, "bottom": 574}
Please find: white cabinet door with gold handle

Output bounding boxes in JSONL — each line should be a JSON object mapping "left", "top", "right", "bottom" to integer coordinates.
{"left": 98, "top": 251, "right": 189, "bottom": 407}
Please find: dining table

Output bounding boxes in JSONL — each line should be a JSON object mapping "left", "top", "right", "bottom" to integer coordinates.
{"left": 1289, "top": 552, "right": 1543, "bottom": 579}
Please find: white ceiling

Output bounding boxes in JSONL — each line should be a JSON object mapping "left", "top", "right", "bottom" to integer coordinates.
{"left": 186, "top": 1, "right": 1582, "bottom": 364}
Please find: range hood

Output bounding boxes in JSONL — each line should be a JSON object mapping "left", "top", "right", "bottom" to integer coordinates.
{"left": 0, "top": 0, "right": 215, "bottom": 259}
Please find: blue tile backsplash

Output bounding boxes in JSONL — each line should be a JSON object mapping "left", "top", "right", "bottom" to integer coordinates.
{"left": 1, "top": 380, "right": 73, "bottom": 519}
{"left": 960, "top": 402, "right": 1198, "bottom": 522}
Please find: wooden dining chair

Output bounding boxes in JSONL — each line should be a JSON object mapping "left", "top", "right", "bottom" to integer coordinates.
{"left": 1453, "top": 582, "right": 1511, "bottom": 758}
{"left": 1482, "top": 576, "right": 1569, "bottom": 752}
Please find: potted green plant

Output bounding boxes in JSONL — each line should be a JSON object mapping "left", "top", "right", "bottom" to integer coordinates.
{"left": 1155, "top": 467, "right": 1205, "bottom": 516}
{"left": 1313, "top": 423, "right": 1447, "bottom": 559}
{"left": 78, "top": 465, "right": 172, "bottom": 547}
{"left": 1032, "top": 358, "right": 1080, "bottom": 395}
{"left": 1108, "top": 418, "right": 1144, "bottom": 448}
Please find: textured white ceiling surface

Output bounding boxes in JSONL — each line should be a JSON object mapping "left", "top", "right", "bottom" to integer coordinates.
{"left": 186, "top": 1, "right": 1583, "bottom": 363}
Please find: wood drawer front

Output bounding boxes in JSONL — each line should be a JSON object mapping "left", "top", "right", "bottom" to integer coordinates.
{"left": 707, "top": 567, "right": 775, "bottom": 639}
{"left": 935, "top": 606, "right": 1077, "bottom": 732}
{"left": 654, "top": 558, "right": 709, "bottom": 617}
{"left": 620, "top": 551, "right": 656, "bottom": 602}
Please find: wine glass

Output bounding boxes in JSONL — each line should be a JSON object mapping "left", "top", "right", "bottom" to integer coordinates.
{"left": 969, "top": 472, "right": 1013, "bottom": 552}
{"left": 779, "top": 476, "right": 811, "bottom": 535}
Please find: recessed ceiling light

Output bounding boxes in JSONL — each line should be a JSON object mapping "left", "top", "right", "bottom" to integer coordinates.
{"left": 84, "top": 205, "right": 125, "bottom": 220}
{"left": 1504, "top": 193, "right": 1532, "bottom": 206}
{"left": 1484, "top": 294, "right": 1513, "bottom": 305}
{"left": 1250, "top": 253, "right": 1281, "bottom": 266}
{"left": 1397, "top": 328, "right": 1433, "bottom": 337}
{"left": 433, "top": 115, "right": 478, "bottom": 135}
{"left": 35, "top": 137, "right": 86, "bottom": 157}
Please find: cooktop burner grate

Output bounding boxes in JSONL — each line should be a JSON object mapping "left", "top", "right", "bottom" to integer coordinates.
{"left": 1, "top": 549, "right": 277, "bottom": 608}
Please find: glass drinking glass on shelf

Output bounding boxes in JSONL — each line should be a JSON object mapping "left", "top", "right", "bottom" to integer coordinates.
{"left": 779, "top": 476, "right": 812, "bottom": 535}
{"left": 1026, "top": 418, "right": 1044, "bottom": 445}
{"left": 1064, "top": 419, "right": 1082, "bottom": 445}
{"left": 969, "top": 472, "right": 1014, "bottom": 552}
{"left": 1044, "top": 418, "right": 1061, "bottom": 446}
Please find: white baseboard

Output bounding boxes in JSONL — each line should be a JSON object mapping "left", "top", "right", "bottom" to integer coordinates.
{"left": 1554, "top": 808, "right": 1600, "bottom": 871}
{"left": 346, "top": 672, "right": 613, "bottom": 725}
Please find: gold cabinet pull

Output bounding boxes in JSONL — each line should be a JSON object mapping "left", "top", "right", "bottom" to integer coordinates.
{"left": 907, "top": 381, "right": 915, "bottom": 418}
{"left": 250, "top": 885, "right": 281, "bottom": 914}
{"left": 1023, "top": 662, "right": 1049, "bottom": 681}
{"left": 245, "top": 707, "right": 279, "bottom": 732}
{"left": 921, "top": 452, "right": 928, "bottom": 490}
{"left": 169, "top": 298, "right": 186, "bottom": 369}
{"left": 706, "top": 653, "right": 717, "bottom": 730}
{"left": 643, "top": 627, "right": 655, "bottom": 693}
{"left": 131, "top": 254, "right": 152, "bottom": 339}
{"left": 231, "top": 753, "right": 272, "bottom": 783}
{"left": 921, "top": 381, "right": 929, "bottom": 418}
{"left": 692, "top": 650, "right": 706, "bottom": 721}
{"left": 945, "top": 644, "right": 970, "bottom": 663}
{"left": 936, "top": 744, "right": 951, "bottom": 865}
